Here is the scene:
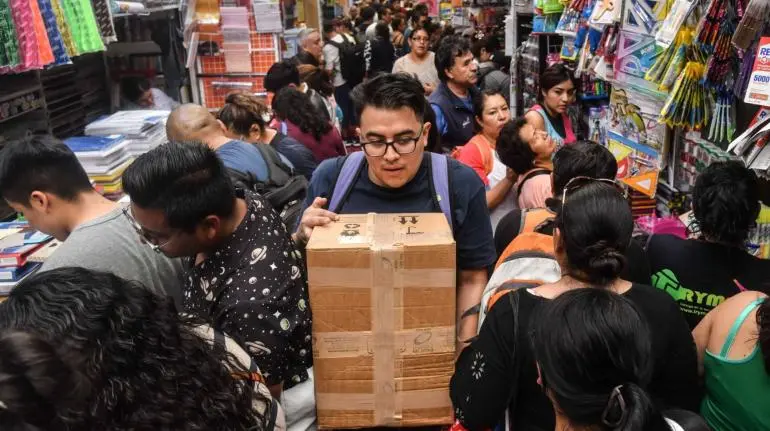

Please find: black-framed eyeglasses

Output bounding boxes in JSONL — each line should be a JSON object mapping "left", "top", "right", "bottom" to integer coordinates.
{"left": 122, "top": 207, "right": 178, "bottom": 253}
{"left": 360, "top": 126, "right": 424, "bottom": 157}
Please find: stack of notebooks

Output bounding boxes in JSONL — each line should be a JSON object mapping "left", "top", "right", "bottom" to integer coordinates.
{"left": 0, "top": 222, "right": 59, "bottom": 295}
{"left": 64, "top": 135, "right": 133, "bottom": 200}
{"left": 630, "top": 190, "right": 657, "bottom": 219}
{"left": 85, "top": 110, "right": 169, "bottom": 157}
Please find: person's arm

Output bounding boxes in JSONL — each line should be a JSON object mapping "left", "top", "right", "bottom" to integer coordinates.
{"left": 486, "top": 170, "right": 515, "bottom": 210}
{"left": 451, "top": 296, "right": 518, "bottom": 430}
{"left": 457, "top": 268, "right": 487, "bottom": 352}
{"left": 292, "top": 159, "right": 340, "bottom": 247}
{"left": 692, "top": 307, "right": 715, "bottom": 377}
{"left": 453, "top": 170, "right": 496, "bottom": 350}
{"left": 494, "top": 209, "right": 523, "bottom": 258}
{"left": 524, "top": 110, "right": 546, "bottom": 132}
{"left": 323, "top": 45, "right": 338, "bottom": 75}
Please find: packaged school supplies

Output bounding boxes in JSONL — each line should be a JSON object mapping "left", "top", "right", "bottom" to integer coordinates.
{"left": 0, "top": 243, "right": 45, "bottom": 268}
{"left": 0, "top": 262, "right": 41, "bottom": 282}
{"left": 732, "top": 0, "right": 770, "bottom": 50}
{"left": 306, "top": 213, "right": 456, "bottom": 429}
{"left": 655, "top": 0, "right": 696, "bottom": 48}
{"left": 659, "top": 61, "right": 710, "bottom": 129}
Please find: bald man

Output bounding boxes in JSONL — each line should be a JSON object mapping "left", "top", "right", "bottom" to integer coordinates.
{"left": 166, "top": 104, "right": 293, "bottom": 182}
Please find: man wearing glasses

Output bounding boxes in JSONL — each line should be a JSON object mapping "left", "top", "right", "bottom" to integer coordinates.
{"left": 121, "top": 142, "right": 316, "bottom": 430}
{"left": 293, "top": 73, "right": 495, "bottom": 352}
{"left": 0, "top": 135, "right": 184, "bottom": 306}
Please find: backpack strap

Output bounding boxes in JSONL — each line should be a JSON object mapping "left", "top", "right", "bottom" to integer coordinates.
{"left": 280, "top": 121, "right": 288, "bottom": 135}
{"left": 429, "top": 152, "right": 453, "bottom": 228}
{"left": 516, "top": 168, "right": 551, "bottom": 196}
{"left": 253, "top": 143, "right": 293, "bottom": 186}
{"left": 471, "top": 137, "right": 494, "bottom": 177}
{"left": 328, "top": 152, "right": 366, "bottom": 213}
{"left": 519, "top": 208, "right": 553, "bottom": 235}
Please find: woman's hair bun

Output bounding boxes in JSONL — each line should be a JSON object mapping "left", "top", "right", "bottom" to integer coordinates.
{"left": 585, "top": 241, "right": 626, "bottom": 284}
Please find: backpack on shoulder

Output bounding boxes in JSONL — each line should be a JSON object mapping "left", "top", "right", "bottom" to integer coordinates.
{"left": 326, "top": 35, "right": 366, "bottom": 88}
{"left": 327, "top": 151, "right": 454, "bottom": 228}
{"left": 477, "top": 208, "right": 561, "bottom": 331}
{"left": 227, "top": 144, "right": 308, "bottom": 233}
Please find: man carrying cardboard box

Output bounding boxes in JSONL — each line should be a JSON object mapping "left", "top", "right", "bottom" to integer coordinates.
{"left": 293, "top": 73, "right": 495, "bottom": 351}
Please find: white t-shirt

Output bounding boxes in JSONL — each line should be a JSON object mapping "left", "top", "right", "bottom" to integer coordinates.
{"left": 488, "top": 150, "right": 517, "bottom": 230}
{"left": 392, "top": 52, "right": 440, "bottom": 88}
{"left": 322, "top": 33, "right": 353, "bottom": 87}
{"left": 366, "top": 22, "right": 392, "bottom": 40}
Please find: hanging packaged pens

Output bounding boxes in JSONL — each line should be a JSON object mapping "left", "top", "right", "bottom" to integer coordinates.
{"left": 707, "top": 87, "right": 735, "bottom": 144}
{"left": 655, "top": 0, "right": 696, "bottom": 48}
{"left": 660, "top": 61, "right": 710, "bottom": 129}
{"left": 557, "top": 0, "right": 591, "bottom": 36}
{"left": 732, "top": 0, "right": 770, "bottom": 49}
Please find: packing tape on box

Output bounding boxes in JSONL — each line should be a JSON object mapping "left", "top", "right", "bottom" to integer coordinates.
{"left": 315, "top": 388, "right": 452, "bottom": 411}
{"left": 373, "top": 245, "right": 397, "bottom": 424}
{"left": 308, "top": 267, "right": 456, "bottom": 289}
{"left": 313, "top": 326, "right": 456, "bottom": 358}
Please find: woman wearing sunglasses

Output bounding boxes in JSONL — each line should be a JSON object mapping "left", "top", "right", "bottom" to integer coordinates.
{"left": 451, "top": 179, "right": 700, "bottom": 431}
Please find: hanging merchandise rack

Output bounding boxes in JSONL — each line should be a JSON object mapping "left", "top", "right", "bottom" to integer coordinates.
{"left": 187, "top": 0, "right": 282, "bottom": 109}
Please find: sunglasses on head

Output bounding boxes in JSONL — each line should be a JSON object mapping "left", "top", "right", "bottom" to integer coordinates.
{"left": 560, "top": 176, "right": 627, "bottom": 205}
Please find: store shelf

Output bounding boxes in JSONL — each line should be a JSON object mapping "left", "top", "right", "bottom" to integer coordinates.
{"left": 580, "top": 94, "right": 610, "bottom": 101}
{"left": 106, "top": 41, "right": 163, "bottom": 57}
{"left": 0, "top": 106, "right": 43, "bottom": 125}
{"left": 113, "top": 4, "right": 179, "bottom": 17}
{"left": 0, "top": 85, "right": 42, "bottom": 104}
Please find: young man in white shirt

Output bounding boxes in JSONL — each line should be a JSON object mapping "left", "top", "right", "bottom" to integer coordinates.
{"left": 323, "top": 19, "right": 357, "bottom": 138}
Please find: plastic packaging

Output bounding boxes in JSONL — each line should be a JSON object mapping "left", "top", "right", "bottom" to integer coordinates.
{"left": 732, "top": 0, "right": 770, "bottom": 50}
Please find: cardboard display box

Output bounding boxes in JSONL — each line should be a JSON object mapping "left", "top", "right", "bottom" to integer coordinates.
{"left": 306, "top": 213, "right": 457, "bottom": 429}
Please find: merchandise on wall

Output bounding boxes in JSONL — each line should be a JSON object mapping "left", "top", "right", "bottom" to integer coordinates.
{"left": 185, "top": 0, "right": 282, "bottom": 109}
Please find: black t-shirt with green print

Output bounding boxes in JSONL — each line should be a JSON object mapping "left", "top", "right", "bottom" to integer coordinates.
{"left": 647, "top": 234, "right": 770, "bottom": 329}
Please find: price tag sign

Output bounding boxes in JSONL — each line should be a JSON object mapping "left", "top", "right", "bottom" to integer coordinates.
{"left": 745, "top": 37, "right": 770, "bottom": 107}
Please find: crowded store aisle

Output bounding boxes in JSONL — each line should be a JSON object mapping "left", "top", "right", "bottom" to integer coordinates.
{"left": 1, "top": 0, "right": 770, "bottom": 430}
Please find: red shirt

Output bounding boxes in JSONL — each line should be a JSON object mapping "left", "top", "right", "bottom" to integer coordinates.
{"left": 281, "top": 120, "right": 345, "bottom": 163}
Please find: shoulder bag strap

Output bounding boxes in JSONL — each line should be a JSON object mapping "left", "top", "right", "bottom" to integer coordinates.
{"left": 505, "top": 289, "right": 522, "bottom": 431}
{"left": 328, "top": 152, "right": 366, "bottom": 213}
{"left": 516, "top": 168, "right": 551, "bottom": 196}
{"left": 429, "top": 152, "right": 453, "bottom": 228}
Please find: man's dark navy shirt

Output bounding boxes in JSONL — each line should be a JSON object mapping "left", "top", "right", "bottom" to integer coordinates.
{"left": 301, "top": 153, "right": 496, "bottom": 270}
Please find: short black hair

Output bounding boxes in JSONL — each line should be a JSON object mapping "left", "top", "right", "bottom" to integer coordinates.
{"left": 264, "top": 60, "right": 300, "bottom": 93}
{"left": 552, "top": 141, "right": 617, "bottom": 195}
{"left": 121, "top": 77, "right": 151, "bottom": 103}
{"left": 353, "top": 73, "right": 426, "bottom": 123}
{"left": 0, "top": 135, "right": 92, "bottom": 204}
{"left": 435, "top": 36, "right": 472, "bottom": 81}
{"left": 122, "top": 142, "right": 235, "bottom": 232}
{"left": 693, "top": 160, "right": 760, "bottom": 245}
{"left": 361, "top": 6, "right": 376, "bottom": 21}
{"left": 471, "top": 36, "right": 497, "bottom": 58}
{"left": 496, "top": 117, "right": 535, "bottom": 175}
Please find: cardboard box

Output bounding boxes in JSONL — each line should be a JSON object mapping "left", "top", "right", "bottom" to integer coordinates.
{"left": 306, "top": 213, "right": 456, "bottom": 429}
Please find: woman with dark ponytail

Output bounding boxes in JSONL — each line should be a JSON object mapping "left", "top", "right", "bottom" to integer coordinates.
{"left": 451, "top": 179, "right": 700, "bottom": 431}
{"left": 694, "top": 290, "right": 770, "bottom": 430}
{"left": 534, "top": 289, "right": 678, "bottom": 431}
